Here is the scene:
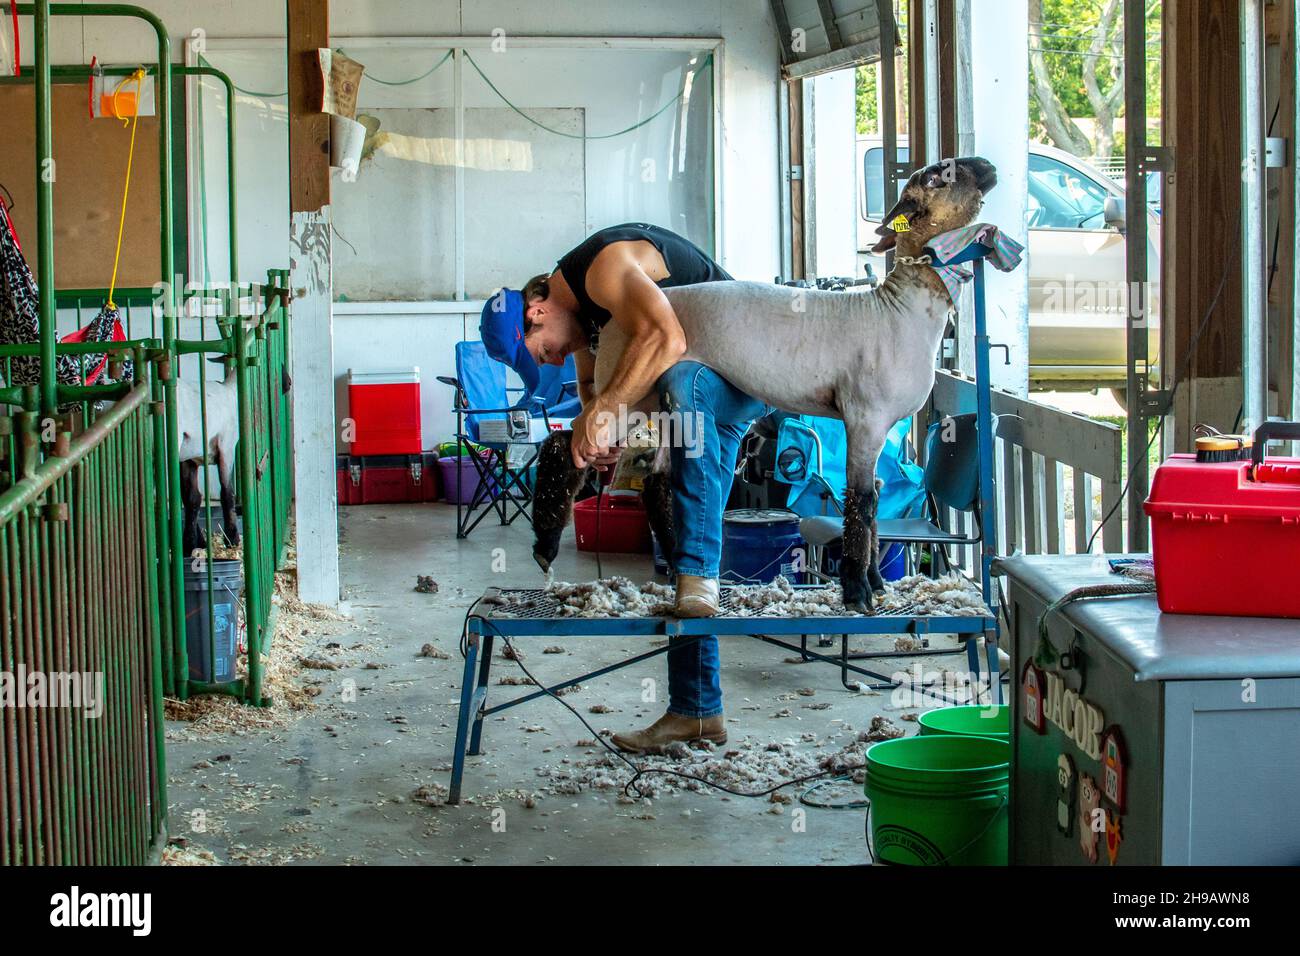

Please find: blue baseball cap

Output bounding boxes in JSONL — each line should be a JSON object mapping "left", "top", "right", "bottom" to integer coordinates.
{"left": 479, "top": 288, "right": 540, "bottom": 396}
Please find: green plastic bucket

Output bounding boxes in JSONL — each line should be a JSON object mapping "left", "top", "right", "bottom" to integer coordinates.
{"left": 864, "top": 735, "right": 1009, "bottom": 866}
{"left": 918, "top": 704, "right": 1009, "bottom": 741}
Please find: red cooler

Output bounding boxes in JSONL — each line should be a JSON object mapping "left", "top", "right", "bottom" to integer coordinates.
{"left": 1144, "top": 422, "right": 1300, "bottom": 618}
{"left": 348, "top": 368, "right": 422, "bottom": 456}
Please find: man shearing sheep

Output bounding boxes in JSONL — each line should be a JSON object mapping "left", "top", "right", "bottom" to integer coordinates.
{"left": 479, "top": 222, "right": 766, "bottom": 753}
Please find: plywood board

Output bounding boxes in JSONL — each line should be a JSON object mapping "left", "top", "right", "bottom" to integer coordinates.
{"left": 0, "top": 82, "right": 162, "bottom": 291}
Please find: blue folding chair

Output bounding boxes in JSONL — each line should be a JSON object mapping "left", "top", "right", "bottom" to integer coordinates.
{"left": 437, "top": 342, "right": 573, "bottom": 538}
{"left": 532, "top": 358, "right": 582, "bottom": 419}
{"left": 793, "top": 414, "right": 985, "bottom": 580}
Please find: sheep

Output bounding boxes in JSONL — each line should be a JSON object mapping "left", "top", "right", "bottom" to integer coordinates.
{"left": 176, "top": 357, "right": 240, "bottom": 555}
{"left": 532, "top": 156, "right": 1002, "bottom": 612}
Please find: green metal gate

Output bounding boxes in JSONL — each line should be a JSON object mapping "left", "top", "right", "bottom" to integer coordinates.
{"left": 0, "top": 375, "right": 167, "bottom": 865}
{"left": 1, "top": 2, "right": 300, "bottom": 865}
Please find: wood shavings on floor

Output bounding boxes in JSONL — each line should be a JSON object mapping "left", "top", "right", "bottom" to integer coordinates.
{"left": 485, "top": 573, "right": 988, "bottom": 619}
{"left": 165, "top": 558, "right": 361, "bottom": 740}
{"left": 161, "top": 842, "right": 220, "bottom": 865}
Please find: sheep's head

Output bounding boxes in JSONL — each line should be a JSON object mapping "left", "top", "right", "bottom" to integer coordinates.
{"left": 870, "top": 156, "right": 998, "bottom": 254}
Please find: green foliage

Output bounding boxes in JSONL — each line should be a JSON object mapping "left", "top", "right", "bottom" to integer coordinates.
{"left": 856, "top": 63, "right": 878, "bottom": 135}
{"left": 1029, "top": 0, "right": 1162, "bottom": 157}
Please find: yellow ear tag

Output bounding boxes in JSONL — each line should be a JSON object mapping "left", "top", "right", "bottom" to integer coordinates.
{"left": 891, "top": 214, "right": 911, "bottom": 233}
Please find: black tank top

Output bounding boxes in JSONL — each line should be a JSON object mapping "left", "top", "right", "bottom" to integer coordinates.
{"left": 556, "top": 223, "right": 732, "bottom": 346}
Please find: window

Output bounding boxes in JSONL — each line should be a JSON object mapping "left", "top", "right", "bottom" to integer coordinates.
{"left": 1026, "top": 153, "right": 1109, "bottom": 230}
{"left": 862, "top": 145, "right": 910, "bottom": 221}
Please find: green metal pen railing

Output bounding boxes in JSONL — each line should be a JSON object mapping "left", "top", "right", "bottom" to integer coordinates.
{"left": 1, "top": 2, "right": 298, "bottom": 866}
{"left": 0, "top": 369, "right": 167, "bottom": 865}
{"left": 171, "top": 273, "right": 293, "bottom": 705}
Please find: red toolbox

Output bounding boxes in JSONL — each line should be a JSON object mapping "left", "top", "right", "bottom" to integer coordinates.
{"left": 1144, "top": 422, "right": 1300, "bottom": 618}
{"left": 573, "top": 492, "right": 653, "bottom": 554}
{"left": 347, "top": 368, "right": 422, "bottom": 456}
{"left": 338, "top": 453, "right": 440, "bottom": 505}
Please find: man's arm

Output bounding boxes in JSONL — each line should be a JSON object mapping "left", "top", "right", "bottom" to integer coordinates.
{"left": 569, "top": 246, "right": 687, "bottom": 466}
{"left": 573, "top": 348, "right": 597, "bottom": 408}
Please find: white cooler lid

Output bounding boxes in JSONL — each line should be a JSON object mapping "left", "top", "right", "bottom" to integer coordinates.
{"left": 349, "top": 367, "right": 420, "bottom": 385}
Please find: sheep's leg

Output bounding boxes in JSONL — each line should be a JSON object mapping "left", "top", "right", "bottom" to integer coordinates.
{"left": 841, "top": 422, "right": 885, "bottom": 613}
{"left": 640, "top": 467, "right": 676, "bottom": 574}
{"left": 215, "top": 440, "right": 240, "bottom": 549}
{"left": 531, "top": 430, "right": 592, "bottom": 572}
{"left": 181, "top": 460, "right": 205, "bottom": 554}
{"left": 866, "top": 495, "right": 885, "bottom": 592}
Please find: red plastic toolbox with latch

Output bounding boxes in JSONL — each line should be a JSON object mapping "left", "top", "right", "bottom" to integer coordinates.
{"left": 348, "top": 368, "right": 422, "bottom": 456}
{"left": 338, "top": 454, "right": 438, "bottom": 505}
{"left": 1144, "top": 422, "right": 1300, "bottom": 618}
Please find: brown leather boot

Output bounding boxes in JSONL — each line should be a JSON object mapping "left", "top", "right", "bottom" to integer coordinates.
{"left": 611, "top": 711, "right": 728, "bottom": 754}
{"left": 674, "top": 575, "right": 720, "bottom": 618}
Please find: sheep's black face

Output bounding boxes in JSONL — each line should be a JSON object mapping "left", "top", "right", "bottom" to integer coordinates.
{"left": 871, "top": 156, "right": 998, "bottom": 254}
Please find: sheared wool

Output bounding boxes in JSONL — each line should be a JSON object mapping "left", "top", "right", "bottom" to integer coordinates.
{"left": 484, "top": 573, "right": 988, "bottom": 619}
{"left": 538, "top": 717, "right": 907, "bottom": 799}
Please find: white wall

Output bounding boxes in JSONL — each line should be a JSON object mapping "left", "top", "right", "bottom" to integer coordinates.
{"left": 968, "top": 0, "right": 1030, "bottom": 395}
{"left": 36, "top": 0, "right": 783, "bottom": 451}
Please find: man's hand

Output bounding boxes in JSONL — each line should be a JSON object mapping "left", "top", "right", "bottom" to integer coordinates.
{"left": 571, "top": 403, "right": 621, "bottom": 470}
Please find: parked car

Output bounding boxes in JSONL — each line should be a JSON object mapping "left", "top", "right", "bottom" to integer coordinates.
{"left": 857, "top": 140, "right": 1161, "bottom": 402}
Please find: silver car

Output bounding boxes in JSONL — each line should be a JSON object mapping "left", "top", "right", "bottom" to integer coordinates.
{"left": 858, "top": 141, "right": 1160, "bottom": 402}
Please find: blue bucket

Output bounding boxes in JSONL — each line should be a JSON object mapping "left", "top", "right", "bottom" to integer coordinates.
{"left": 720, "top": 508, "right": 804, "bottom": 584}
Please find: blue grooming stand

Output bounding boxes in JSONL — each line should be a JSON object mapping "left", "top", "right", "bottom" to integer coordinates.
{"left": 445, "top": 242, "right": 1007, "bottom": 805}
{"left": 448, "top": 588, "right": 997, "bottom": 804}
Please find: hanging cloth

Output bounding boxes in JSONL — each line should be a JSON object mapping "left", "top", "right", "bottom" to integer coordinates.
{"left": 0, "top": 201, "right": 129, "bottom": 393}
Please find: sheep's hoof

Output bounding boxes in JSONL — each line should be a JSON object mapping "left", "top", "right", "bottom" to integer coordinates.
{"left": 841, "top": 576, "right": 875, "bottom": 615}
{"left": 533, "top": 527, "right": 562, "bottom": 573}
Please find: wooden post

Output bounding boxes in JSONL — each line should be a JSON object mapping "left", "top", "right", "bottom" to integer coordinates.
{"left": 1165, "top": 0, "right": 1244, "bottom": 446}
{"left": 788, "top": 77, "right": 806, "bottom": 280}
{"left": 286, "top": 0, "right": 340, "bottom": 606}
{"left": 936, "top": 0, "right": 961, "bottom": 160}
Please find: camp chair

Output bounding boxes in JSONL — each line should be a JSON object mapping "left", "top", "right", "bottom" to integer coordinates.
{"left": 531, "top": 356, "right": 582, "bottom": 419}
{"left": 798, "top": 412, "right": 985, "bottom": 582}
{"left": 437, "top": 341, "right": 565, "bottom": 539}
{"left": 777, "top": 412, "right": 985, "bottom": 688}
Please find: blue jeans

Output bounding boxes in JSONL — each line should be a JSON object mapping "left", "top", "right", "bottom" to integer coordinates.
{"left": 657, "top": 361, "right": 769, "bottom": 718}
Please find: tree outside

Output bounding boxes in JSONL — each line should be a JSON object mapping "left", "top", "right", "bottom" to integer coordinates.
{"left": 855, "top": 0, "right": 1163, "bottom": 164}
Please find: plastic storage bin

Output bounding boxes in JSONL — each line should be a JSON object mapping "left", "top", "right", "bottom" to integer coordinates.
{"left": 1144, "top": 422, "right": 1300, "bottom": 618}
{"left": 574, "top": 493, "right": 653, "bottom": 553}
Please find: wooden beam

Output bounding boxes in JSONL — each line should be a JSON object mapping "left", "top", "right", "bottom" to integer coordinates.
{"left": 816, "top": 0, "right": 843, "bottom": 49}
{"left": 286, "top": 0, "right": 340, "bottom": 606}
{"left": 781, "top": 36, "right": 885, "bottom": 80}
{"left": 287, "top": 0, "right": 330, "bottom": 214}
{"left": 788, "top": 78, "right": 806, "bottom": 280}
{"left": 1276, "top": 0, "right": 1296, "bottom": 422}
{"left": 908, "top": 0, "right": 928, "bottom": 164}
{"left": 770, "top": 0, "right": 795, "bottom": 63}
{"left": 1166, "top": 0, "right": 1245, "bottom": 443}
{"left": 936, "top": 0, "right": 959, "bottom": 159}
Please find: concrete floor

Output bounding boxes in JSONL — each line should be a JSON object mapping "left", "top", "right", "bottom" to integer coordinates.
{"left": 164, "top": 502, "right": 986, "bottom": 866}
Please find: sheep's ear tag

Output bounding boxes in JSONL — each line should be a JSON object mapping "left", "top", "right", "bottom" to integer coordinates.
{"left": 890, "top": 214, "right": 911, "bottom": 233}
